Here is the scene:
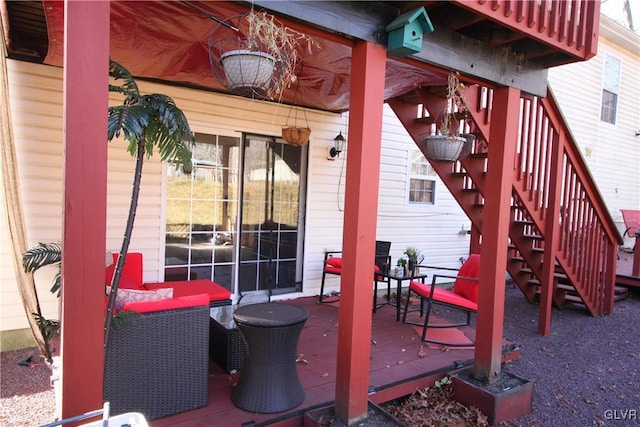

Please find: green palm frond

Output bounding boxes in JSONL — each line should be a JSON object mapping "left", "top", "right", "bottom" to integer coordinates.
{"left": 109, "top": 59, "right": 140, "bottom": 97}
{"left": 32, "top": 313, "right": 60, "bottom": 342}
{"left": 23, "top": 242, "right": 62, "bottom": 297}
{"left": 50, "top": 272, "right": 61, "bottom": 296}
{"left": 22, "top": 242, "right": 62, "bottom": 273}
{"left": 107, "top": 104, "right": 150, "bottom": 144}
{"left": 112, "top": 311, "right": 140, "bottom": 330}
{"left": 107, "top": 62, "right": 194, "bottom": 170}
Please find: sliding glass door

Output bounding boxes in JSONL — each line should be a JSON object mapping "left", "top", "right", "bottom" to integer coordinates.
{"left": 238, "top": 134, "right": 306, "bottom": 297}
{"left": 164, "top": 132, "right": 306, "bottom": 299}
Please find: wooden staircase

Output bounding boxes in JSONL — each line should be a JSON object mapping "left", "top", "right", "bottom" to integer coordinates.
{"left": 389, "top": 85, "right": 623, "bottom": 325}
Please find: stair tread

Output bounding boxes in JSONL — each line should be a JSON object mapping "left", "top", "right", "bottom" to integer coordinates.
{"left": 416, "top": 116, "right": 435, "bottom": 125}
{"left": 523, "top": 233, "right": 543, "bottom": 240}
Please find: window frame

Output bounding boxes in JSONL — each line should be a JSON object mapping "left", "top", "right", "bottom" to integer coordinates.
{"left": 600, "top": 53, "right": 621, "bottom": 125}
{"left": 407, "top": 148, "right": 437, "bottom": 206}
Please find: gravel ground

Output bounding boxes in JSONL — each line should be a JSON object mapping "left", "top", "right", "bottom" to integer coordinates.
{"left": 0, "top": 348, "right": 55, "bottom": 426}
{"left": 502, "top": 285, "right": 640, "bottom": 427}
{"left": 1, "top": 286, "right": 638, "bottom": 426}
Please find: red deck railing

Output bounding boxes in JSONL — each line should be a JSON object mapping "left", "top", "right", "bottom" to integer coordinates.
{"left": 454, "top": 0, "right": 600, "bottom": 64}
{"left": 510, "top": 88, "right": 620, "bottom": 315}
{"left": 462, "top": 84, "right": 621, "bottom": 316}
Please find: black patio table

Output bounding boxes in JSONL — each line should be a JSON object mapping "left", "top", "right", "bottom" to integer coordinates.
{"left": 375, "top": 270, "right": 428, "bottom": 321}
{"left": 231, "top": 302, "right": 308, "bottom": 413}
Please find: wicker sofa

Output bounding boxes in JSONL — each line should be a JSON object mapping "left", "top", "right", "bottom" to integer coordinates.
{"left": 104, "top": 294, "right": 210, "bottom": 420}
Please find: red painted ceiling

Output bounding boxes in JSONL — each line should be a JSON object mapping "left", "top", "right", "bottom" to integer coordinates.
{"left": 42, "top": 0, "right": 446, "bottom": 112}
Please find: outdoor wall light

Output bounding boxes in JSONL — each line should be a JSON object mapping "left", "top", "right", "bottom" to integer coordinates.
{"left": 328, "top": 130, "right": 346, "bottom": 160}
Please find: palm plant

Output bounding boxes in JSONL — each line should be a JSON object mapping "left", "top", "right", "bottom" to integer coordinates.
{"left": 21, "top": 241, "right": 62, "bottom": 364}
{"left": 105, "top": 60, "right": 195, "bottom": 346}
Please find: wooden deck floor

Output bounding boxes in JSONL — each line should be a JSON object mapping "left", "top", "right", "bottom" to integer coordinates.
{"left": 146, "top": 250, "right": 636, "bottom": 426}
{"left": 150, "top": 297, "right": 484, "bottom": 426}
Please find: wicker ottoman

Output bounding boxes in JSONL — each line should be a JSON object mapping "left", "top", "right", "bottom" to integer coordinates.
{"left": 231, "top": 302, "right": 308, "bottom": 413}
{"left": 209, "top": 305, "right": 244, "bottom": 372}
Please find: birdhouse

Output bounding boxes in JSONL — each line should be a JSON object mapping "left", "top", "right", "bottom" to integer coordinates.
{"left": 385, "top": 7, "right": 434, "bottom": 57}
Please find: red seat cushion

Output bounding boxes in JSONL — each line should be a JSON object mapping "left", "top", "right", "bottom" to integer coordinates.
{"left": 326, "top": 257, "right": 342, "bottom": 268}
{"left": 324, "top": 256, "right": 380, "bottom": 274}
{"left": 123, "top": 293, "right": 210, "bottom": 313}
{"left": 324, "top": 265, "right": 342, "bottom": 274}
{"left": 453, "top": 254, "right": 481, "bottom": 303}
{"left": 409, "top": 281, "right": 478, "bottom": 311}
{"left": 144, "top": 280, "right": 231, "bottom": 302}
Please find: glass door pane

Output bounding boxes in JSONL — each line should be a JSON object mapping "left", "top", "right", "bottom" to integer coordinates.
{"left": 239, "top": 134, "right": 305, "bottom": 297}
{"left": 164, "top": 133, "right": 240, "bottom": 292}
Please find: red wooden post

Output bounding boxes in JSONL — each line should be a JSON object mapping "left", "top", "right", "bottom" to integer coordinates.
{"left": 469, "top": 225, "right": 481, "bottom": 254}
{"left": 60, "top": 1, "right": 109, "bottom": 419}
{"left": 334, "top": 41, "right": 386, "bottom": 424}
{"left": 538, "top": 123, "right": 563, "bottom": 336}
{"left": 633, "top": 235, "right": 640, "bottom": 277}
{"left": 473, "top": 86, "right": 520, "bottom": 381}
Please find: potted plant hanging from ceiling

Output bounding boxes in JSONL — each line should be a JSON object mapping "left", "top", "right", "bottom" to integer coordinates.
{"left": 210, "top": 9, "right": 318, "bottom": 100}
{"left": 418, "top": 72, "right": 474, "bottom": 162}
{"left": 281, "top": 68, "right": 311, "bottom": 146}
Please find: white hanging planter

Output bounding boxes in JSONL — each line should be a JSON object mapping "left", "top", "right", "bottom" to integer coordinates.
{"left": 418, "top": 134, "right": 467, "bottom": 162}
{"left": 220, "top": 49, "right": 276, "bottom": 92}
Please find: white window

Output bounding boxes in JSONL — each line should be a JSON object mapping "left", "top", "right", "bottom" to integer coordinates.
{"left": 408, "top": 149, "right": 436, "bottom": 204}
{"left": 600, "top": 54, "right": 621, "bottom": 124}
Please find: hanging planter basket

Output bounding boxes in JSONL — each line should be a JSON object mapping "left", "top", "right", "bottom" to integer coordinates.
{"left": 418, "top": 134, "right": 467, "bottom": 162}
{"left": 219, "top": 49, "right": 276, "bottom": 93}
{"left": 281, "top": 75, "right": 311, "bottom": 146}
{"left": 208, "top": 11, "right": 318, "bottom": 101}
{"left": 282, "top": 126, "right": 311, "bottom": 146}
{"left": 457, "top": 133, "right": 476, "bottom": 161}
{"left": 419, "top": 73, "right": 475, "bottom": 162}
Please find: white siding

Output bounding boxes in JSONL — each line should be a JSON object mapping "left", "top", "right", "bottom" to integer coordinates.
{"left": 548, "top": 17, "right": 640, "bottom": 247}
{"left": 2, "top": 60, "right": 472, "bottom": 333}
{"left": 376, "top": 105, "right": 469, "bottom": 263}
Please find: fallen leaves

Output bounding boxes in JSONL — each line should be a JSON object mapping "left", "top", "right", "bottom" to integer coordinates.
{"left": 418, "top": 345, "right": 426, "bottom": 358}
{"left": 383, "top": 381, "right": 489, "bottom": 427}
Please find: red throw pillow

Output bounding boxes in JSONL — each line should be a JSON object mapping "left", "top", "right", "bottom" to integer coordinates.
{"left": 326, "top": 257, "right": 342, "bottom": 268}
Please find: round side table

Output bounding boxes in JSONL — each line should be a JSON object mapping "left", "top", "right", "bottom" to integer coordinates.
{"left": 231, "top": 302, "right": 308, "bottom": 413}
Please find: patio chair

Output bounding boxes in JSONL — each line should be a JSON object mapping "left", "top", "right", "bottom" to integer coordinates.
{"left": 402, "top": 254, "right": 480, "bottom": 346}
{"left": 319, "top": 240, "right": 391, "bottom": 307}
{"left": 621, "top": 209, "right": 640, "bottom": 242}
